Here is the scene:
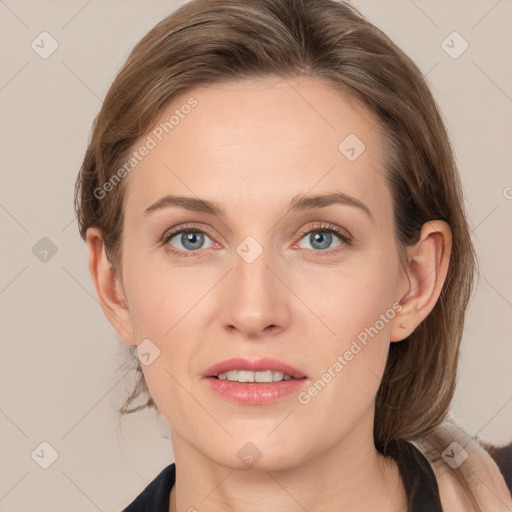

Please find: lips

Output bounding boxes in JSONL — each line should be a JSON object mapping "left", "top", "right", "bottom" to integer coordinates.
{"left": 203, "top": 357, "right": 307, "bottom": 380}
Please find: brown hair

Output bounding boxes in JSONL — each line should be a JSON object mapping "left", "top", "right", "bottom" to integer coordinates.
{"left": 75, "top": 0, "right": 478, "bottom": 506}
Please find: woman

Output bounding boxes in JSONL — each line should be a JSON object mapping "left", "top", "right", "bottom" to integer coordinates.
{"left": 75, "top": 0, "right": 512, "bottom": 510}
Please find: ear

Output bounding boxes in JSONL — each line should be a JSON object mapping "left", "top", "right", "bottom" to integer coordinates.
{"left": 390, "top": 220, "right": 452, "bottom": 342}
{"left": 86, "top": 227, "right": 136, "bottom": 346}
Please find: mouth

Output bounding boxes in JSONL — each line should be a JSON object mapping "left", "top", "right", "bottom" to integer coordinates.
{"left": 214, "top": 369, "right": 299, "bottom": 383}
{"left": 203, "top": 357, "right": 307, "bottom": 381}
{"left": 202, "top": 358, "right": 309, "bottom": 405}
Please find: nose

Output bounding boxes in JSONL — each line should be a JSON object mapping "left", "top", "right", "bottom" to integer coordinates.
{"left": 218, "top": 250, "right": 291, "bottom": 339}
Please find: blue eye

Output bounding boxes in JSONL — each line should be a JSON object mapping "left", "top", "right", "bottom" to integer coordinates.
{"left": 165, "top": 228, "right": 215, "bottom": 254}
{"left": 297, "top": 228, "right": 347, "bottom": 251}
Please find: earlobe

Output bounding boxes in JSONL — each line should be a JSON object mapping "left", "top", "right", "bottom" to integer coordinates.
{"left": 390, "top": 220, "right": 452, "bottom": 342}
{"left": 85, "top": 227, "right": 136, "bottom": 346}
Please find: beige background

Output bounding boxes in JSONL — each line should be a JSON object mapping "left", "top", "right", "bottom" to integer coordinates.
{"left": 0, "top": 0, "right": 511, "bottom": 510}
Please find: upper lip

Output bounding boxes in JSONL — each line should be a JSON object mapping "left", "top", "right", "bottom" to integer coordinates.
{"left": 203, "top": 357, "right": 307, "bottom": 379}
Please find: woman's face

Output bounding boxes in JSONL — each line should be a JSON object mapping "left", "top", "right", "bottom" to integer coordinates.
{"left": 118, "top": 76, "right": 409, "bottom": 470}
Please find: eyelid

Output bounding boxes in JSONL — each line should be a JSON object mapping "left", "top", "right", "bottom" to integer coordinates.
{"left": 161, "top": 222, "right": 216, "bottom": 244}
{"left": 294, "top": 222, "right": 352, "bottom": 244}
{"left": 161, "top": 223, "right": 220, "bottom": 258}
{"left": 291, "top": 222, "right": 353, "bottom": 256}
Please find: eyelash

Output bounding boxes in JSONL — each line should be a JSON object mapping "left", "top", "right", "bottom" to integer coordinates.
{"left": 161, "top": 222, "right": 352, "bottom": 258}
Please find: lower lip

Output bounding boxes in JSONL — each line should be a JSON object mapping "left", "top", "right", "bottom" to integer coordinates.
{"left": 204, "top": 377, "right": 308, "bottom": 405}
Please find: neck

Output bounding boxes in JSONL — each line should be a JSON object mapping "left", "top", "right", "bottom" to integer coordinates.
{"left": 168, "top": 414, "right": 406, "bottom": 512}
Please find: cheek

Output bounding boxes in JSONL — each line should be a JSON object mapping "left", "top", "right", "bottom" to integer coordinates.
{"left": 309, "top": 253, "right": 399, "bottom": 341}
{"left": 124, "top": 272, "right": 202, "bottom": 426}
{"left": 295, "top": 269, "right": 399, "bottom": 435}
{"left": 301, "top": 249, "right": 400, "bottom": 390}
{"left": 119, "top": 252, "right": 198, "bottom": 400}
{"left": 123, "top": 245, "right": 208, "bottom": 339}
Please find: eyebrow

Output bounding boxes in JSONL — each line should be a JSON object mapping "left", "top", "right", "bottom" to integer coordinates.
{"left": 144, "top": 191, "right": 373, "bottom": 221}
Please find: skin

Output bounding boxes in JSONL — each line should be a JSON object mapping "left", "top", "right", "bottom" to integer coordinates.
{"left": 87, "top": 76, "right": 452, "bottom": 511}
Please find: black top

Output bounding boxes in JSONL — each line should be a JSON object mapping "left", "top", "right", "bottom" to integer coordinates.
{"left": 122, "top": 440, "right": 445, "bottom": 511}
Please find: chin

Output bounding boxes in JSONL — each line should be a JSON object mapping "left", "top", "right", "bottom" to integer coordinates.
{"left": 205, "top": 440, "right": 307, "bottom": 473}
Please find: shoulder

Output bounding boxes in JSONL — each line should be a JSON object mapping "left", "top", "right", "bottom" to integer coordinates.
{"left": 479, "top": 440, "right": 512, "bottom": 491}
{"left": 122, "top": 463, "right": 175, "bottom": 512}
{"left": 414, "top": 418, "right": 512, "bottom": 512}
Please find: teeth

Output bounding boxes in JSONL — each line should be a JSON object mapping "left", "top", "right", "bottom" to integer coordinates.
{"left": 217, "top": 370, "right": 294, "bottom": 382}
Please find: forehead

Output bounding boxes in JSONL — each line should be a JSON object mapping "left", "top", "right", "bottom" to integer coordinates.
{"left": 124, "top": 76, "right": 391, "bottom": 222}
